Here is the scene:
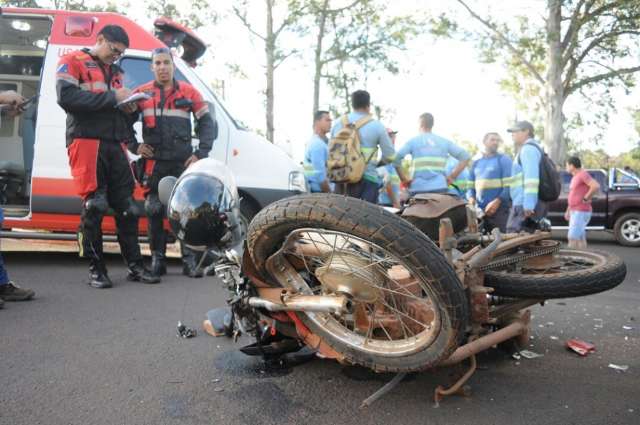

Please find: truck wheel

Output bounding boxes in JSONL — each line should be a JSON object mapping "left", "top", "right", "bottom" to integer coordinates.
{"left": 614, "top": 212, "right": 640, "bottom": 247}
{"left": 247, "top": 194, "right": 469, "bottom": 372}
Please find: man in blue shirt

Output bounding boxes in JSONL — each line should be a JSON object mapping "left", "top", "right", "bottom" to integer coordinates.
{"left": 468, "top": 132, "right": 513, "bottom": 232}
{"left": 330, "top": 90, "right": 395, "bottom": 203}
{"left": 394, "top": 113, "right": 470, "bottom": 195}
{"left": 506, "top": 120, "right": 547, "bottom": 232}
{"left": 303, "top": 110, "right": 333, "bottom": 193}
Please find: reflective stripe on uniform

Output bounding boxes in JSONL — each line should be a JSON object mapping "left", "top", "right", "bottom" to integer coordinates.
{"left": 475, "top": 177, "right": 505, "bottom": 190}
{"left": 412, "top": 156, "right": 447, "bottom": 172}
{"left": 524, "top": 178, "right": 539, "bottom": 194}
{"left": 303, "top": 163, "right": 320, "bottom": 177}
{"left": 79, "top": 81, "right": 108, "bottom": 92}
{"left": 194, "top": 105, "right": 209, "bottom": 119}
{"left": 142, "top": 108, "right": 190, "bottom": 119}
{"left": 361, "top": 146, "right": 377, "bottom": 160}
{"left": 509, "top": 173, "right": 523, "bottom": 188}
{"left": 56, "top": 73, "right": 79, "bottom": 86}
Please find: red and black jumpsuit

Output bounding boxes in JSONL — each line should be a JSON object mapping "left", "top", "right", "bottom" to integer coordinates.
{"left": 56, "top": 48, "right": 143, "bottom": 270}
{"left": 129, "top": 79, "right": 215, "bottom": 263}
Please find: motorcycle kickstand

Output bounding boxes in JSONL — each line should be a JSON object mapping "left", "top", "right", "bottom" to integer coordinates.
{"left": 433, "top": 354, "right": 477, "bottom": 407}
{"left": 359, "top": 372, "right": 407, "bottom": 409}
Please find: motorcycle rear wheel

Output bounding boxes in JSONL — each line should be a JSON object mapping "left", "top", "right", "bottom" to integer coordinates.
{"left": 247, "top": 194, "right": 469, "bottom": 372}
{"left": 484, "top": 249, "right": 626, "bottom": 299}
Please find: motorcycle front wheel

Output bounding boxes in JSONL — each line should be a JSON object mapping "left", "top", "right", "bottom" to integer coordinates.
{"left": 247, "top": 194, "right": 469, "bottom": 372}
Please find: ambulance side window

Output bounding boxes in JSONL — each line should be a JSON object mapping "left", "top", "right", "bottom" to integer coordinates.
{"left": 119, "top": 57, "right": 187, "bottom": 90}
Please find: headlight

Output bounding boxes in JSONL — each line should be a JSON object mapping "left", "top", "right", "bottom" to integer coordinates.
{"left": 288, "top": 171, "right": 308, "bottom": 192}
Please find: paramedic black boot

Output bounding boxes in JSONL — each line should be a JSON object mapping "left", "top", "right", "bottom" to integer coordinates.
{"left": 88, "top": 261, "right": 113, "bottom": 289}
{"left": 127, "top": 261, "right": 161, "bottom": 284}
{"left": 150, "top": 251, "right": 167, "bottom": 277}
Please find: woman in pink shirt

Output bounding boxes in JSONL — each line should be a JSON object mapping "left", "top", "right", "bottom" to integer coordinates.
{"left": 564, "top": 156, "right": 600, "bottom": 249}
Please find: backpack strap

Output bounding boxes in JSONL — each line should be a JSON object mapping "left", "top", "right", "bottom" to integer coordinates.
{"left": 517, "top": 141, "right": 543, "bottom": 165}
{"left": 353, "top": 114, "right": 373, "bottom": 130}
{"left": 341, "top": 115, "right": 350, "bottom": 128}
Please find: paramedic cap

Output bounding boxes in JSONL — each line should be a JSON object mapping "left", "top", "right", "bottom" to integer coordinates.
{"left": 507, "top": 120, "right": 534, "bottom": 134}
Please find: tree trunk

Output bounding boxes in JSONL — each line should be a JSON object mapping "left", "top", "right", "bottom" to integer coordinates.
{"left": 312, "top": 0, "right": 329, "bottom": 121}
{"left": 546, "top": 0, "right": 565, "bottom": 162}
{"left": 265, "top": 0, "right": 275, "bottom": 143}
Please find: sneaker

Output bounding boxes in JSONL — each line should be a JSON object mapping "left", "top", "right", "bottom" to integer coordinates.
{"left": 0, "top": 281, "right": 35, "bottom": 301}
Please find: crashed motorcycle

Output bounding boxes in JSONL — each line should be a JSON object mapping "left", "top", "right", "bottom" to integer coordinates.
{"left": 159, "top": 159, "right": 626, "bottom": 403}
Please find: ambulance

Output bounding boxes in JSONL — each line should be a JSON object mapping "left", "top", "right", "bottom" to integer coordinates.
{"left": 0, "top": 7, "right": 306, "bottom": 241}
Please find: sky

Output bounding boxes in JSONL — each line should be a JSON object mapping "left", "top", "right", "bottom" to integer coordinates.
{"left": 61, "top": 0, "right": 640, "bottom": 162}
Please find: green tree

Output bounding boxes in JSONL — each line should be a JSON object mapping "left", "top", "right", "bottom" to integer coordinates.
{"left": 308, "top": 0, "right": 420, "bottom": 114}
{"left": 144, "top": 0, "right": 217, "bottom": 30}
{"left": 233, "top": 0, "right": 309, "bottom": 143}
{"left": 453, "top": 0, "right": 640, "bottom": 162}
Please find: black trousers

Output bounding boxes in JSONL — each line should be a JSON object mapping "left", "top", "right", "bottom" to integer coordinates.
{"left": 334, "top": 179, "right": 380, "bottom": 204}
{"left": 143, "top": 160, "right": 186, "bottom": 255}
{"left": 77, "top": 141, "right": 142, "bottom": 267}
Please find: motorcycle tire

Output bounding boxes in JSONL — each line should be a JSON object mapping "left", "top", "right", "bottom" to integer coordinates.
{"left": 247, "top": 193, "right": 469, "bottom": 372}
{"left": 484, "top": 249, "right": 626, "bottom": 299}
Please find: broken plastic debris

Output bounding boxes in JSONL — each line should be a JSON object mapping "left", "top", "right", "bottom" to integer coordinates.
{"left": 593, "top": 318, "right": 603, "bottom": 329}
{"left": 519, "top": 350, "right": 543, "bottom": 359}
{"left": 608, "top": 364, "right": 629, "bottom": 372}
{"left": 566, "top": 339, "right": 595, "bottom": 356}
{"left": 550, "top": 336, "right": 559, "bottom": 340}
{"left": 623, "top": 325, "right": 633, "bottom": 330}
{"left": 512, "top": 352, "right": 521, "bottom": 360}
{"left": 177, "top": 321, "right": 197, "bottom": 338}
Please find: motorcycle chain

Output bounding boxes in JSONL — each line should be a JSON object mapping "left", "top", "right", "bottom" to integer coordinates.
{"left": 480, "top": 240, "right": 561, "bottom": 271}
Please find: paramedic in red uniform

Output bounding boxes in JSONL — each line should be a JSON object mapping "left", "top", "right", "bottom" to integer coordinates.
{"left": 56, "top": 25, "right": 158, "bottom": 288}
{"left": 130, "top": 47, "right": 216, "bottom": 278}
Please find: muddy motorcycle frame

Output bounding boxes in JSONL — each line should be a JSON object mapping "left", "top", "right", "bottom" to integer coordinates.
{"left": 211, "top": 193, "right": 625, "bottom": 404}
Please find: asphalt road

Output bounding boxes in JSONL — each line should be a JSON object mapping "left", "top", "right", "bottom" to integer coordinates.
{"left": 1, "top": 231, "right": 638, "bottom": 425}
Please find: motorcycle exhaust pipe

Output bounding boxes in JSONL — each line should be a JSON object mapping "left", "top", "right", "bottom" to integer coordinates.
{"left": 248, "top": 294, "right": 352, "bottom": 316}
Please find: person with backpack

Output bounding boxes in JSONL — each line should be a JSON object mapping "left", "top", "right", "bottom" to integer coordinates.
{"left": 393, "top": 113, "right": 470, "bottom": 196}
{"left": 327, "top": 90, "right": 395, "bottom": 203}
{"left": 303, "top": 110, "right": 333, "bottom": 193}
{"left": 506, "top": 120, "right": 559, "bottom": 232}
{"left": 468, "top": 132, "right": 513, "bottom": 232}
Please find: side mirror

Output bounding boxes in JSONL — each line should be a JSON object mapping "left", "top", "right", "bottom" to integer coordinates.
{"left": 158, "top": 176, "right": 178, "bottom": 206}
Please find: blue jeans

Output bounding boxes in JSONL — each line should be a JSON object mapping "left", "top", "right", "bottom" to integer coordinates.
{"left": 568, "top": 210, "right": 592, "bottom": 241}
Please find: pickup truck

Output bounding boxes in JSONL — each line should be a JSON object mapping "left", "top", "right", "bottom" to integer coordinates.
{"left": 548, "top": 168, "right": 640, "bottom": 246}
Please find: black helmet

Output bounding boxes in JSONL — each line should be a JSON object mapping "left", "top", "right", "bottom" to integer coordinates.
{"left": 167, "top": 173, "right": 238, "bottom": 249}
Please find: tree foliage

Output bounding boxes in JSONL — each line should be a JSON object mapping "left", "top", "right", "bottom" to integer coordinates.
{"left": 232, "top": 0, "right": 309, "bottom": 143}
{"left": 307, "top": 0, "right": 420, "bottom": 114}
{"left": 451, "top": 0, "right": 640, "bottom": 161}
{"left": 144, "top": 0, "right": 217, "bottom": 30}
